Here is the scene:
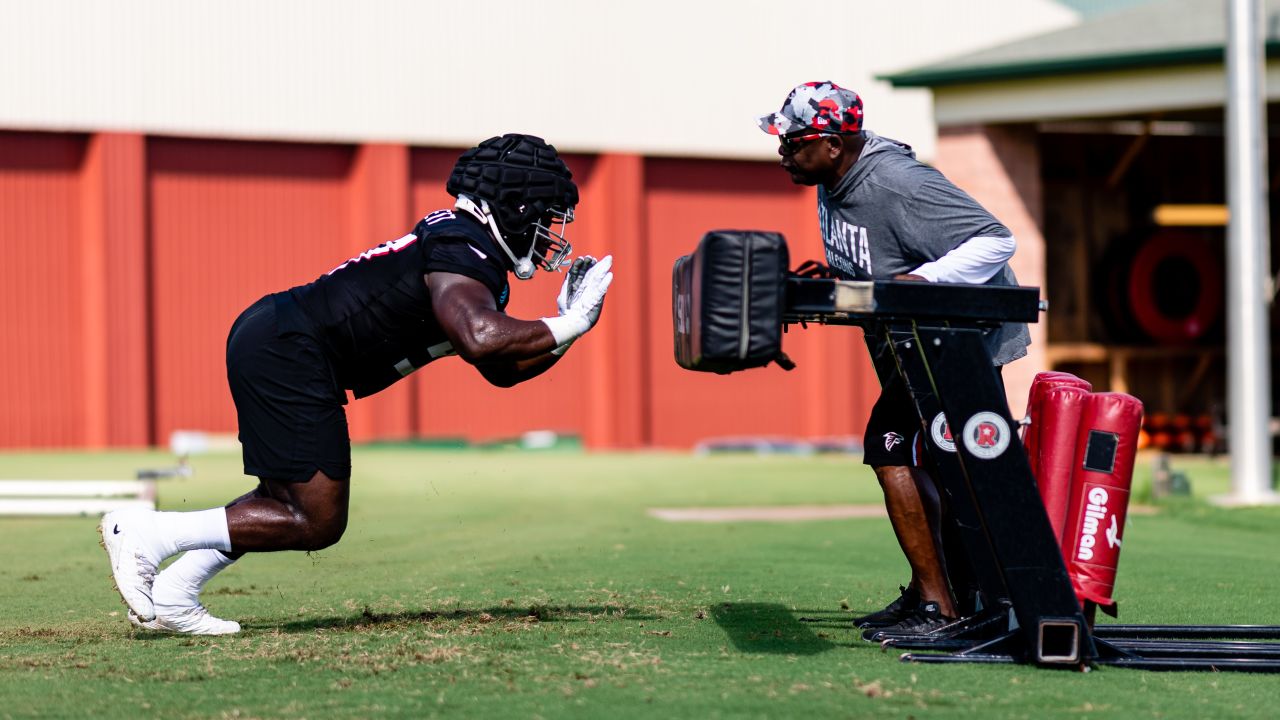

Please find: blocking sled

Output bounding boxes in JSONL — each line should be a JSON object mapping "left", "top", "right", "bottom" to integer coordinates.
{"left": 667, "top": 241, "right": 1280, "bottom": 671}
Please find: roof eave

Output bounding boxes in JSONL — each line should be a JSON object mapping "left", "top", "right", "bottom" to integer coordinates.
{"left": 881, "top": 41, "right": 1280, "bottom": 88}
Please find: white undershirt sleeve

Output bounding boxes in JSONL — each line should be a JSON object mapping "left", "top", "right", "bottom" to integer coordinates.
{"left": 910, "top": 235, "right": 1016, "bottom": 284}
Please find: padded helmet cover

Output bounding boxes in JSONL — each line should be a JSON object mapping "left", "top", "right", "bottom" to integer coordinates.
{"left": 446, "top": 134, "right": 579, "bottom": 241}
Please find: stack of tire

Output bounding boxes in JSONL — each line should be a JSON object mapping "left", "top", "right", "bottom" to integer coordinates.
{"left": 1140, "top": 413, "right": 1217, "bottom": 454}
{"left": 1099, "top": 228, "right": 1223, "bottom": 346}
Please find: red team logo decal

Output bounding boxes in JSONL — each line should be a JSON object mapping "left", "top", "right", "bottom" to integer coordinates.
{"left": 961, "top": 412, "right": 1011, "bottom": 459}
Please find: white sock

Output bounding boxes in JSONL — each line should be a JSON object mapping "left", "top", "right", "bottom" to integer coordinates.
{"left": 153, "top": 549, "right": 238, "bottom": 609}
{"left": 149, "top": 507, "right": 233, "bottom": 558}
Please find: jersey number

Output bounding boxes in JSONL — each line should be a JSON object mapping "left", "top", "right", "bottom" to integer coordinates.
{"left": 328, "top": 233, "right": 418, "bottom": 275}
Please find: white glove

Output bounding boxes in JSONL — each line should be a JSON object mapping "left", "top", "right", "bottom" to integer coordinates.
{"left": 575, "top": 263, "right": 607, "bottom": 330}
{"left": 542, "top": 255, "right": 613, "bottom": 351}
{"left": 556, "top": 256, "right": 597, "bottom": 316}
{"left": 550, "top": 256, "right": 598, "bottom": 355}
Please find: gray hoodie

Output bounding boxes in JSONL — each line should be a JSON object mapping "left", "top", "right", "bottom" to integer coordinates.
{"left": 816, "top": 131, "right": 1030, "bottom": 366}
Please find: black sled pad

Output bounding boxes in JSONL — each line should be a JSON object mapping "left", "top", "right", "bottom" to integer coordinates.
{"left": 672, "top": 230, "right": 791, "bottom": 374}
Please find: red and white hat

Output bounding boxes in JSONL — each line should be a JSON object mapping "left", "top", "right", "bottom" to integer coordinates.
{"left": 757, "top": 81, "right": 864, "bottom": 136}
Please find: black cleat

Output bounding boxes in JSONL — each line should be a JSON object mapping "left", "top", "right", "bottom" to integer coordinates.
{"left": 862, "top": 601, "right": 955, "bottom": 641}
{"left": 852, "top": 585, "right": 920, "bottom": 629}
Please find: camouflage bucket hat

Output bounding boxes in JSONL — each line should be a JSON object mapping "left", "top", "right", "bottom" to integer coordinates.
{"left": 756, "top": 81, "right": 864, "bottom": 136}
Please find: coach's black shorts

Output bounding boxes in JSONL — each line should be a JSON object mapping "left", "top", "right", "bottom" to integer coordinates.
{"left": 862, "top": 372, "right": 926, "bottom": 467}
{"left": 226, "top": 295, "right": 352, "bottom": 482}
{"left": 862, "top": 367, "right": 1007, "bottom": 468}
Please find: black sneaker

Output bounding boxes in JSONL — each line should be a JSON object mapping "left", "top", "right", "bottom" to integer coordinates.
{"left": 852, "top": 586, "right": 920, "bottom": 629}
{"left": 862, "top": 601, "right": 955, "bottom": 641}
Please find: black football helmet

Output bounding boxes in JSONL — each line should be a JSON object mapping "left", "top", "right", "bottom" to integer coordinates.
{"left": 447, "top": 134, "right": 579, "bottom": 279}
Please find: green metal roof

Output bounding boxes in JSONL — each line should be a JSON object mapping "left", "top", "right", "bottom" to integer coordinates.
{"left": 1055, "top": 0, "right": 1165, "bottom": 18}
{"left": 883, "top": 0, "right": 1280, "bottom": 88}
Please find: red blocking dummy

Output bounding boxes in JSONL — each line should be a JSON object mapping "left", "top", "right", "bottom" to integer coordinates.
{"left": 1033, "top": 385, "right": 1092, "bottom": 542}
{"left": 1023, "top": 372, "right": 1093, "bottom": 476}
{"left": 1061, "top": 392, "right": 1144, "bottom": 614}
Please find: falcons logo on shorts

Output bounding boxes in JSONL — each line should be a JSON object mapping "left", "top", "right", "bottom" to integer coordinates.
{"left": 883, "top": 432, "right": 904, "bottom": 452}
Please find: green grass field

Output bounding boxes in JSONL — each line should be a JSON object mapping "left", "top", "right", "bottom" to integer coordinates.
{"left": 1, "top": 448, "right": 1278, "bottom": 719}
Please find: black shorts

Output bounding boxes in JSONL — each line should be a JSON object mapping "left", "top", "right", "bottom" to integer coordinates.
{"left": 226, "top": 295, "right": 352, "bottom": 482}
{"left": 863, "top": 372, "right": 927, "bottom": 467}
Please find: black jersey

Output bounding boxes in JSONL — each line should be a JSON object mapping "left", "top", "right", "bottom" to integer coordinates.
{"left": 276, "top": 209, "right": 512, "bottom": 398}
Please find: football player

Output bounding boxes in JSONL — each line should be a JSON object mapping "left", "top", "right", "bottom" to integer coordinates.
{"left": 99, "top": 134, "right": 612, "bottom": 634}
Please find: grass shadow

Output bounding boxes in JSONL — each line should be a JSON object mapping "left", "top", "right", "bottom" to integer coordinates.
{"left": 710, "top": 602, "right": 838, "bottom": 655}
{"left": 254, "top": 604, "right": 660, "bottom": 634}
{"left": 793, "top": 609, "right": 858, "bottom": 630}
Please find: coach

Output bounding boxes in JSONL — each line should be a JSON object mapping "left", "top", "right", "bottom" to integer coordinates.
{"left": 758, "top": 81, "right": 1030, "bottom": 636}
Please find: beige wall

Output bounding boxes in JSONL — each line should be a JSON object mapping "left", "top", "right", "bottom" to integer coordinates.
{"left": 0, "top": 0, "right": 1079, "bottom": 162}
{"left": 933, "top": 124, "right": 1047, "bottom": 418}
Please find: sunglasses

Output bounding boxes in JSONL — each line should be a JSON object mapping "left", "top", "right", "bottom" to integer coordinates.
{"left": 780, "top": 131, "right": 851, "bottom": 154}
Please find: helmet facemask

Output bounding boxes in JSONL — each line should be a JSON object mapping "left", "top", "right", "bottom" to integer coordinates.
{"left": 455, "top": 196, "right": 575, "bottom": 280}
{"left": 530, "top": 205, "right": 574, "bottom": 274}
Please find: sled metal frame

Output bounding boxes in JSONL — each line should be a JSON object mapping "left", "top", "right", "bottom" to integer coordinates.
{"left": 785, "top": 278, "right": 1280, "bottom": 672}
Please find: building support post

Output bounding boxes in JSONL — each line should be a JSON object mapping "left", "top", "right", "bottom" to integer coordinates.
{"left": 1223, "top": 0, "right": 1278, "bottom": 505}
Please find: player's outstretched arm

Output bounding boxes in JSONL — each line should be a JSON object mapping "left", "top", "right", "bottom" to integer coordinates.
{"left": 427, "top": 272, "right": 559, "bottom": 362}
{"left": 426, "top": 257, "right": 612, "bottom": 387}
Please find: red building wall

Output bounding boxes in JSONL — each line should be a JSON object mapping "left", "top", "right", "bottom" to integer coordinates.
{"left": 0, "top": 132, "right": 92, "bottom": 447}
{"left": 0, "top": 131, "right": 879, "bottom": 451}
{"left": 147, "top": 138, "right": 356, "bottom": 444}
